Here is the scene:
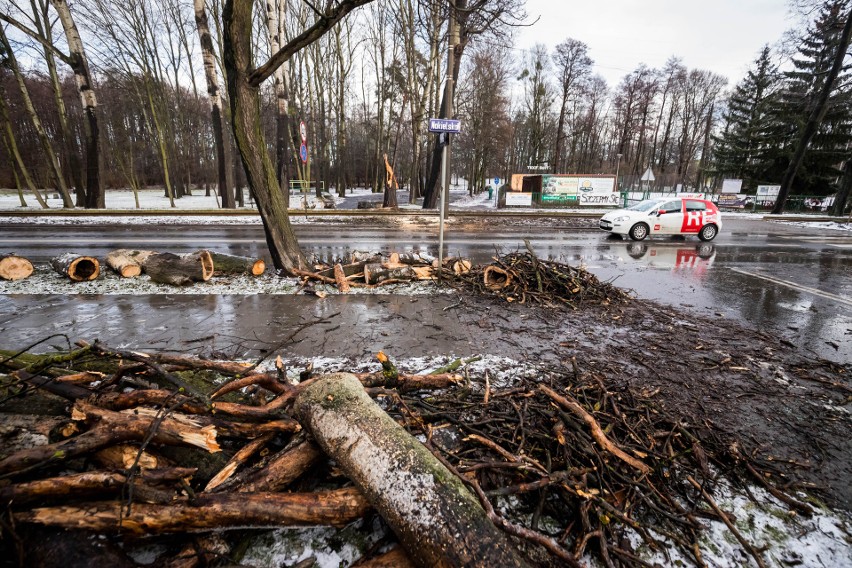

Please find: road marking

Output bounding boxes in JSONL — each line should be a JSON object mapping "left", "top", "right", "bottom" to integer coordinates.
{"left": 730, "top": 268, "right": 852, "bottom": 307}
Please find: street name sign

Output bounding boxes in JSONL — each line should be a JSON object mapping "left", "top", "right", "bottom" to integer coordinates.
{"left": 428, "top": 118, "right": 461, "bottom": 133}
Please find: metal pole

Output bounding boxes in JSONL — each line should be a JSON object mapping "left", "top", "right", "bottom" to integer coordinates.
{"left": 438, "top": 138, "right": 448, "bottom": 275}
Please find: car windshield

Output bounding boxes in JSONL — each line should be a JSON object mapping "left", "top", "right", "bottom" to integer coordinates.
{"left": 626, "top": 199, "right": 666, "bottom": 212}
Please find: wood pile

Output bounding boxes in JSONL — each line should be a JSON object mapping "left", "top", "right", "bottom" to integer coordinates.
{"left": 0, "top": 341, "right": 804, "bottom": 567}
{"left": 0, "top": 251, "right": 265, "bottom": 284}
{"left": 294, "top": 252, "right": 469, "bottom": 290}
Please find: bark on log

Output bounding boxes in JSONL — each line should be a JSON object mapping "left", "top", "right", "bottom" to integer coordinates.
{"left": 316, "top": 260, "right": 368, "bottom": 279}
{"left": 0, "top": 253, "right": 34, "bottom": 280}
{"left": 50, "top": 253, "right": 100, "bottom": 281}
{"left": 15, "top": 487, "right": 370, "bottom": 533}
{"left": 105, "top": 250, "right": 142, "bottom": 278}
{"left": 293, "top": 373, "right": 530, "bottom": 568}
{"left": 363, "top": 263, "right": 415, "bottom": 284}
{"left": 142, "top": 250, "right": 214, "bottom": 286}
{"left": 202, "top": 250, "right": 265, "bottom": 276}
{"left": 234, "top": 437, "right": 322, "bottom": 493}
{"left": 0, "top": 469, "right": 195, "bottom": 505}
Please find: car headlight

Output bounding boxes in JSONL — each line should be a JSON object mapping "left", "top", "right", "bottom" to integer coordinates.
{"left": 613, "top": 216, "right": 629, "bottom": 222}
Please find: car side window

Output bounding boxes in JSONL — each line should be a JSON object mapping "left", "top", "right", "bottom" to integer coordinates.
{"left": 659, "top": 200, "right": 682, "bottom": 214}
{"left": 685, "top": 200, "right": 706, "bottom": 212}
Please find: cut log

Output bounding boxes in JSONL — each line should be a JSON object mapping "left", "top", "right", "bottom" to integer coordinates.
{"left": 142, "top": 250, "right": 214, "bottom": 286}
{"left": 105, "top": 250, "right": 142, "bottom": 278}
{"left": 363, "top": 263, "right": 415, "bottom": 285}
{"left": 316, "top": 260, "right": 368, "bottom": 279}
{"left": 293, "top": 373, "right": 530, "bottom": 568}
{"left": 483, "top": 265, "right": 513, "bottom": 290}
{"left": 15, "top": 487, "right": 370, "bottom": 533}
{"left": 0, "top": 253, "right": 34, "bottom": 280}
{"left": 334, "top": 263, "right": 351, "bottom": 292}
{"left": 202, "top": 251, "right": 265, "bottom": 276}
{"left": 50, "top": 253, "right": 99, "bottom": 281}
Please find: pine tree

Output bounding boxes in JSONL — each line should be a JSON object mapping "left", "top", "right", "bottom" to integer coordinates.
{"left": 764, "top": 0, "right": 852, "bottom": 197}
{"left": 712, "top": 46, "right": 780, "bottom": 192}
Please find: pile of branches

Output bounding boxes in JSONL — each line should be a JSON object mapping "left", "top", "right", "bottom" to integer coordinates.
{"left": 442, "top": 247, "right": 631, "bottom": 309}
{"left": 0, "top": 341, "right": 809, "bottom": 567}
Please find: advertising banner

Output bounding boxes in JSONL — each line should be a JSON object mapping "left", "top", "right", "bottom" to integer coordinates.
{"left": 505, "top": 193, "right": 533, "bottom": 206}
{"left": 541, "top": 175, "right": 617, "bottom": 205}
{"left": 721, "top": 179, "right": 743, "bottom": 194}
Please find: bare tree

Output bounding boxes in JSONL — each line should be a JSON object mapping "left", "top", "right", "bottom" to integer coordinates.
{"left": 552, "top": 38, "right": 591, "bottom": 172}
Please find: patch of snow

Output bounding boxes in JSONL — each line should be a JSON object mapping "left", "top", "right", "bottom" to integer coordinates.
{"left": 772, "top": 220, "right": 852, "bottom": 232}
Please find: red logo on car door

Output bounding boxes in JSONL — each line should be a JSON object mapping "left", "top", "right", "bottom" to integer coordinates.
{"left": 681, "top": 211, "right": 703, "bottom": 233}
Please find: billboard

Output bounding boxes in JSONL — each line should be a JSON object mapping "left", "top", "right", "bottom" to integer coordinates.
{"left": 542, "top": 175, "right": 616, "bottom": 205}
{"left": 721, "top": 179, "right": 743, "bottom": 194}
{"left": 505, "top": 193, "right": 533, "bottom": 206}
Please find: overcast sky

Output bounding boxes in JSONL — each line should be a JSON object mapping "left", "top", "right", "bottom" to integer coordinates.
{"left": 515, "top": 0, "right": 795, "bottom": 88}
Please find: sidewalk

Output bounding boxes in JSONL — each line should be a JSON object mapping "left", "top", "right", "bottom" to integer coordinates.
{"left": 0, "top": 293, "right": 544, "bottom": 363}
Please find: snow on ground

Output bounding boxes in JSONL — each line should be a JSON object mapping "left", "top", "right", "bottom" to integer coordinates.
{"left": 0, "top": 265, "right": 442, "bottom": 296}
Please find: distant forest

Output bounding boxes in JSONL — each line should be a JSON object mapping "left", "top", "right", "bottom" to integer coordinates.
{"left": 1, "top": 0, "right": 850, "bottom": 215}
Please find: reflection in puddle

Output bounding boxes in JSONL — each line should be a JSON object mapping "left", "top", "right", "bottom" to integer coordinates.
{"left": 616, "top": 243, "right": 716, "bottom": 277}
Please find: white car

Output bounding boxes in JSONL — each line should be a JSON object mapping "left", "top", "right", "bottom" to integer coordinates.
{"left": 599, "top": 197, "right": 722, "bottom": 241}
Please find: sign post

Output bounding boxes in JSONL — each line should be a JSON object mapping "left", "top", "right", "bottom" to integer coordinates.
{"left": 428, "top": 118, "right": 462, "bottom": 273}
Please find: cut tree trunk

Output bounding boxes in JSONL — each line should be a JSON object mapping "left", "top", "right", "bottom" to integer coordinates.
{"left": 0, "top": 253, "right": 34, "bottom": 280}
{"left": 15, "top": 487, "right": 370, "bottom": 534}
{"left": 143, "top": 250, "right": 214, "bottom": 286}
{"left": 293, "top": 373, "right": 530, "bottom": 568}
{"left": 203, "top": 251, "right": 265, "bottom": 275}
{"left": 363, "top": 263, "right": 415, "bottom": 284}
{"left": 50, "top": 253, "right": 100, "bottom": 281}
{"left": 105, "top": 250, "right": 142, "bottom": 278}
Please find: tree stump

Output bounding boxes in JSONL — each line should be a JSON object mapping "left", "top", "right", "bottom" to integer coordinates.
{"left": 294, "top": 373, "right": 530, "bottom": 568}
{"left": 0, "top": 254, "right": 34, "bottom": 280}
{"left": 50, "top": 254, "right": 100, "bottom": 282}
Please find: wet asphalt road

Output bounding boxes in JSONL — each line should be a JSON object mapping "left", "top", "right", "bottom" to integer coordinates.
{"left": 1, "top": 217, "right": 850, "bottom": 362}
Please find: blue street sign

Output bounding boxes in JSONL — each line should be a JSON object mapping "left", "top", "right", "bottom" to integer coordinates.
{"left": 299, "top": 143, "right": 308, "bottom": 163}
{"left": 428, "top": 118, "right": 461, "bottom": 133}
{"left": 494, "top": 177, "right": 501, "bottom": 186}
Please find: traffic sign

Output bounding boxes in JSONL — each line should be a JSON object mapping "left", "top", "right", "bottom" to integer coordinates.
{"left": 299, "top": 143, "right": 308, "bottom": 163}
{"left": 299, "top": 121, "right": 307, "bottom": 143}
{"left": 428, "top": 118, "right": 461, "bottom": 133}
{"left": 494, "top": 177, "right": 501, "bottom": 186}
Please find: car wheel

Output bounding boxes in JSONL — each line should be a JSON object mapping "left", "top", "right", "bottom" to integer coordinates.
{"left": 698, "top": 224, "right": 717, "bottom": 241}
{"left": 629, "top": 223, "right": 649, "bottom": 241}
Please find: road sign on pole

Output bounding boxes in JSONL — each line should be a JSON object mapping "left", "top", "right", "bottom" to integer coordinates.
{"left": 494, "top": 177, "right": 501, "bottom": 186}
{"left": 428, "top": 118, "right": 461, "bottom": 133}
{"left": 299, "top": 121, "right": 307, "bottom": 143}
{"left": 299, "top": 143, "right": 308, "bottom": 164}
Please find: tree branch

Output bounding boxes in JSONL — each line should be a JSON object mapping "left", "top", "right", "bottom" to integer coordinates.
{"left": 0, "top": 11, "right": 72, "bottom": 66}
{"left": 248, "top": 0, "right": 373, "bottom": 87}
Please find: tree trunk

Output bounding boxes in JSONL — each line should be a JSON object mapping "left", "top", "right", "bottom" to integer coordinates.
{"left": 50, "top": 254, "right": 100, "bottom": 282}
{"left": 0, "top": 92, "right": 48, "bottom": 208}
{"left": 223, "top": 0, "right": 308, "bottom": 273}
{"left": 194, "top": 0, "right": 234, "bottom": 209}
{"left": 143, "top": 251, "right": 214, "bottom": 286}
{"left": 832, "top": 157, "right": 852, "bottom": 216}
{"left": 363, "top": 263, "right": 415, "bottom": 284}
{"left": 0, "top": 254, "right": 34, "bottom": 281}
{"left": 293, "top": 373, "right": 530, "bottom": 568}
